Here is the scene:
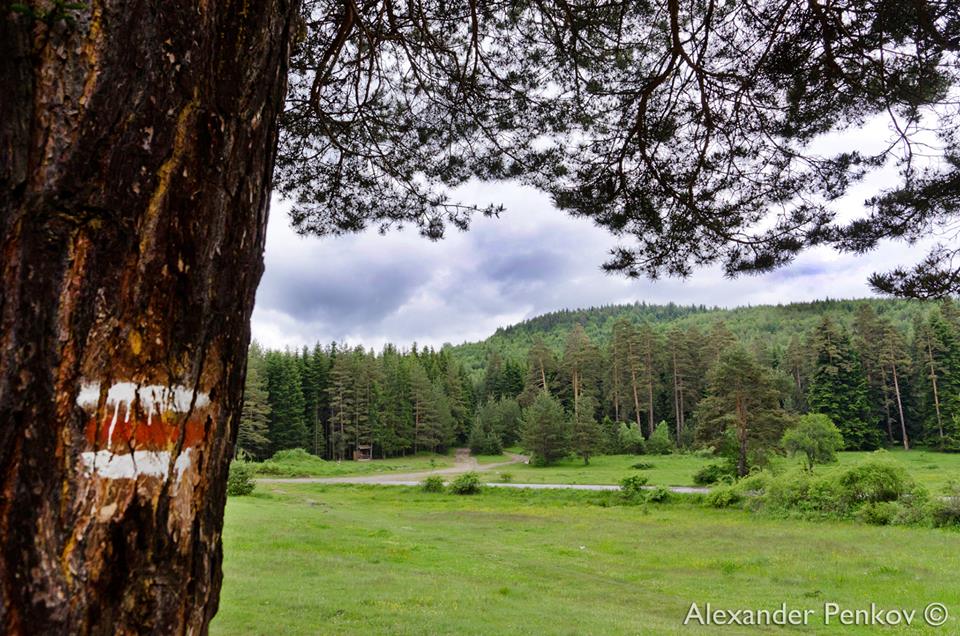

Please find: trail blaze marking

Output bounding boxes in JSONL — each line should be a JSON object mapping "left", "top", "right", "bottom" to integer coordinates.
{"left": 76, "top": 382, "right": 209, "bottom": 481}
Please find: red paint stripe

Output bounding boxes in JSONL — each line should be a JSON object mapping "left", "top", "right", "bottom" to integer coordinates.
{"left": 84, "top": 416, "right": 206, "bottom": 451}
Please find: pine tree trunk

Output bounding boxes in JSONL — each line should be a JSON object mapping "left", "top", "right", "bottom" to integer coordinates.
{"left": 630, "top": 368, "right": 642, "bottom": 430}
{"left": 0, "top": 2, "right": 296, "bottom": 633}
{"left": 672, "top": 350, "right": 681, "bottom": 439}
{"left": 879, "top": 368, "right": 895, "bottom": 443}
{"left": 647, "top": 378, "right": 655, "bottom": 438}
{"left": 891, "top": 362, "right": 909, "bottom": 450}
{"left": 735, "top": 397, "right": 749, "bottom": 478}
{"left": 926, "top": 341, "right": 945, "bottom": 439}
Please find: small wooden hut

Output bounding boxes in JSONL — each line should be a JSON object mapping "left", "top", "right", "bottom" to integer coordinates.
{"left": 353, "top": 444, "right": 373, "bottom": 461}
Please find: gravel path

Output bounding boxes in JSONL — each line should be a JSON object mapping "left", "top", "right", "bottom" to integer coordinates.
{"left": 256, "top": 450, "right": 710, "bottom": 493}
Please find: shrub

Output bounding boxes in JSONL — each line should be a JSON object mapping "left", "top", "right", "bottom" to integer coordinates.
{"left": 645, "top": 421, "right": 674, "bottom": 455}
{"left": 706, "top": 485, "right": 741, "bottom": 508}
{"left": 837, "top": 459, "right": 912, "bottom": 504}
{"left": 782, "top": 414, "right": 844, "bottom": 471}
{"left": 449, "top": 472, "right": 482, "bottom": 495}
{"left": 421, "top": 475, "right": 445, "bottom": 493}
{"left": 227, "top": 461, "right": 256, "bottom": 496}
{"left": 693, "top": 447, "right": 717, "bottom": 459}
{"left": 731, "top": 457, "right": 935, "bottom": 526}
{"left": 498, "top": 472, "right": 514, "bottom": 483}
{"left": 631, "top": 461, "right": 654, "bottom": 470}
{"left": 693, "top": 462, "right": 734, "bottom": 486}
{"left": 619, "top": 474, "right": 649, "bottom": 501}
{"left": 268, "top": 448, "right": 313, "bottom": 462}
{"left": 646, "top": 486, "right": 672, "bottom": 503}
{"left": 256, "top": 448, "right": 329, "bottom": 477}
{"left": 931, "top": 481, "right": 960, "bottom": 527}
{"left": 855, "top": 501, "right": 899, "bottom": 526}
{"left": 617, "top": 423, "right": 646, "bottom": 454}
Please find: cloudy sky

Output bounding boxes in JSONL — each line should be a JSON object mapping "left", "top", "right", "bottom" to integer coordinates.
{"left": 250, "top": 169, "right": 928, "bottom": 351}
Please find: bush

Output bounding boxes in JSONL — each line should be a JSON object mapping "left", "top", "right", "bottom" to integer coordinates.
{"left": 421, "top": 475, "right": 445, "bottom": 493}
{"left": 693, "top": 462, "right": 734, "bottom": 485}
{"left": 617, "top": 423, "right": 646, "bottom": 454}
{"left": 931, "top": 481, "right": 960, "bottom": 527}
{"left": 498, "top": 472, "right": 514, "bottom": 483}
{"left": 730, "top": 457, "right": 934, "bottom": 526}
{"left": 706, "top": 485, "right": 741, "bottom": 508}
{"left": 449, "top": 472, "right": 482, "bottom": 495}
{"left": 256, "top": 448, "right": 329, "bottom": 477}
{"left": 645, "top": 421, "right": 674, "bottom": 455}
{"left": 646, "top": 486, "right": 672, "bottom": 503}
{"left": 227, "top": 461, "right": 256, "bottom": 496}
{"left": 855, "top": 501, "right": 899, "bottom": 526}
{"left": 631, "top": 461, "right": 654, "bottom": 470}
{"left": 619, "top": 474, "right": 648, "bottom": 501}
{"left": 837, "top": 459, "right": 912, "bottom": 504}
{"left": 782, "top": 414, "right": 844, "bottom": 471}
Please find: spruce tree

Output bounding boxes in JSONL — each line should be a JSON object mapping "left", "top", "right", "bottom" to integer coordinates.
{"left": 571, "top": 396, "right": 603, "bottom": 464}
{"left": 265, "top": 352, "right": 309, "bottom": 453}
{"left": 808, "top": 318, "right": 879, "bottom": 450}
{"left": 469, "top": 406, "right": 503, "bottom": 455}
{"left": 521, "top": 393, "right": 571, "bottom": 466}
{"left": 237, "top": 349, "right": 271, "bottom": 460}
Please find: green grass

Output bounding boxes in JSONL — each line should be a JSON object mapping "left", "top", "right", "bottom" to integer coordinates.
{"left": 486, "top": 453, "right": 710, "bottom": 486}
{"left": 253, "top": 450, "right": 455, "bottom": 478}
{"left": 214, "top": 484, "right": 959, "bottom": 635}
{"left": 484, "top": 450, "right": 960, "bottom": 493}
{"left": 802, "top": 449, "right": 960, "bottom": 494}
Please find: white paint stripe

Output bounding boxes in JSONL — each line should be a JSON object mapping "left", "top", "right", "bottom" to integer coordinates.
{"left": 80, "top": 449, "right": 193, "bottom": 481}
{"left": 76, "top": 382, "right": 210, "bottom": 413}
{"left": 108, "top": 401, "right": 120, "bottom": 447}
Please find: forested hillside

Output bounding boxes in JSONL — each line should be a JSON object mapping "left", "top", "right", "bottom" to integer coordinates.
{"left": 450, "top": 299, "right": 926, "bottom": 379}
{"left": 240, "top": 297, "right": 960, "bottom": 469}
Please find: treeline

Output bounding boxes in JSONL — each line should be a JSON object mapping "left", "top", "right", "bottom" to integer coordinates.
{"left": 452, "top": 298, "right": 926, "bottom": 380}
{"left": 239, "top": 300, "right": 960, "bottom": 464}
{"left": 238, "top": 343, "right": 477, "bottom": 461}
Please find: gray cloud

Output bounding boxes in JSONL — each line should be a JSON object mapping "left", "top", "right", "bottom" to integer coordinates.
{"left": 251, "top": 180, "right": 934, "bottom": 351}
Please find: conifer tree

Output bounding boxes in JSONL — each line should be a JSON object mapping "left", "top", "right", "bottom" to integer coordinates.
{"left": 520, "top": 337, "right": 558, "bottom": 407}
{"left": 409, "top": 361, "right": 440, "bottom": 453}
{"left": 265, "top": 352, "right": 309, "bottom": 453}
{"left": 561, "top": 325, "right": 601, "bottom": 418}
{"left": 521, "top": 393, "right": 571, "bottom": 466}
{"left": 444, "top": 361, "right": 471, "bottom": 443}
{"left": 327, "top": 354, "right": 356, "bottom": 460}
{"left": 310, "top": 344, "right": 330, "bottom": 456}
{"left": 783, "top": 335, "right": 811, "bottom": 412}
{"left": 808, "top": 318, "right": 879, "bottom": 450}
{"left": 237, "top": 348, "right": 271, "bottom": 460}
{"left": 705, "top": 321, "right": 737, "bottom": 368}
{"left": 608, "top": 319, "right": 632, "bottom": 422}
{"left": 571, "top": 396, "right": 603, "bottom": 464}
{"left": 695, "top": 347, "right": 790, "bottom": 476}
{"left": 469, "top": 405, "right": 504, "bottom": 455}
{"left": 635, "top": 323, "right": 661, "bottom": 436}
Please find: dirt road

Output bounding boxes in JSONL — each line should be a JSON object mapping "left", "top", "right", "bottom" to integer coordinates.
{"left": 256, "top": 449, "right": 710, "bottom": 493}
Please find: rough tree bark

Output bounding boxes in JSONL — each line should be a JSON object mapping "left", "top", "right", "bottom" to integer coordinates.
{"left": 0, "top": 1, "right": 297, "bottom": 632}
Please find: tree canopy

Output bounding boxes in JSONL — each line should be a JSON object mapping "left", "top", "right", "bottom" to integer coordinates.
{"left": 279, "top": 0, "right": 960, "bottom": 298}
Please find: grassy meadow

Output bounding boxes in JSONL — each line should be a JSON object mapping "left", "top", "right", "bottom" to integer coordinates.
{"left": 487, "top": 449, "right": 960, "bottom": 493}
{"left": 213, "top": 483, "right": 959, "bottom": 635}
{"left": 252, "top": 450, "right": 456, "bottom": 478}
